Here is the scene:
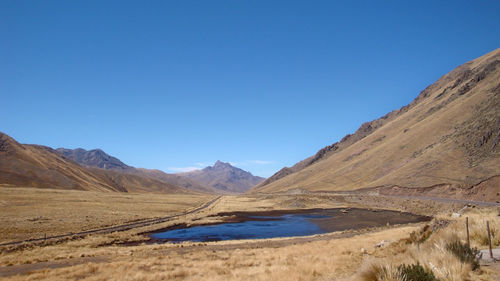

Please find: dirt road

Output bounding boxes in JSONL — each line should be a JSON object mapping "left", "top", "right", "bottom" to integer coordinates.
{"left": 378, "top": 194, "right": 500, "bottom": 207}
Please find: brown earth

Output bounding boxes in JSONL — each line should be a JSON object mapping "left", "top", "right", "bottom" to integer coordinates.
{"left": 252, "top": 48, "right": 500, "bottom": 201}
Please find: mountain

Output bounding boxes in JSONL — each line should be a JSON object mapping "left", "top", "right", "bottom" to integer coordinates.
{"left": 56, "top": 148, "right": 132, "bottom": 171}
{"left": 56, "top": 148, "right": 219, "bottom": 194}
{"left": 134, "top": 168, "right": 220, "bottom": 194}
{"left": 57, "top": 148, "right": 264, "bottom": 194}
{"left": 252, "top": 48, "right": 500, "bottom": 202}
{"left": 0, "top": 132, "right": 192, "bottom": 194}
{"left": 181, "top": 161, "right": 265, "bottom": 193}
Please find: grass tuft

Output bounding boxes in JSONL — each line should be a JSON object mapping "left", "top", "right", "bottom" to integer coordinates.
{"left": 445, "top": 240, "right": 481, "bottom": 270}
{"left": 397, "top": 262, "right": 439, "bottom": 281}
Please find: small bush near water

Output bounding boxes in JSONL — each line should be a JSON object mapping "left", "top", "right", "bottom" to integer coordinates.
{"left": 397, "top": 263, "right": 439, "bottom": 281}
{"left": 445, "top": 240, "right": 481, "bottom": 270}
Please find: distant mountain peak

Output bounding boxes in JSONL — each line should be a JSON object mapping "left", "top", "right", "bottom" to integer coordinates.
{"left": 212, "top": 160, "right": 232, "bottom": 169}
{"left": 182, "top": 160, "right": 265, "bottom": 193}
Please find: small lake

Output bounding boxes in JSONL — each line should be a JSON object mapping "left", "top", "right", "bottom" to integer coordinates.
{"left": 150, "top": 208, "right": 431, "bottom": 243}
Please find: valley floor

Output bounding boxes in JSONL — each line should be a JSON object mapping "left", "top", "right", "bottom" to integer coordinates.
{"left": 0, "top": 187, "right": 212, "bottom": 244}
{"left": 0, "top": 188, "right": 498, "bottom": 280}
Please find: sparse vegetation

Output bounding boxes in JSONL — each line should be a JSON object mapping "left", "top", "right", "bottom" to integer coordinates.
{"left": 358, "top": 262, "right": 440, "bottom": 281}
{"left": 407, "top": 224, "right": 433, "bottom": 244}
{"left": 358, "top": 261, "right": 390, "bottom": 281}
{"left": 357, "top": 208, "right": 499, "bottom": 281}
{"left": 397, "top": 262, "right": 439, "bottom": 281}
{"left": 445, "top": 241, "right": 481, "bottom": 270}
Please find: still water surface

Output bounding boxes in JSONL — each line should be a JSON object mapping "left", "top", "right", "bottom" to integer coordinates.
{"left": 151, "top": 214, "right": 328, "bottom": 242}
{"left": 150, "top": 208, "right": 431, "bottom": 242}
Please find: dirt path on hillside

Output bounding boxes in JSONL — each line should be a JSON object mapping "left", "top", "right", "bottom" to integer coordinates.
{"left": 311, "top": 191, "right": 500, "bottom": 207}
{"left": 378, "top": 194, "right": 500, "bottom": 207}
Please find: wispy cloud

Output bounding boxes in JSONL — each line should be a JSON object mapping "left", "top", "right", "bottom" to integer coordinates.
{"left": 230, "top": 160, "right": 274, "bottom": 166}
{"left": 248, "top": 160, "right": 274, "bottom": 165}
{"left": 166, "top": 161, "right": 212, "bottom": 173}
{"left": 166, "top": 166, "right": 202, "bottom": 173}
{"left": 166, "top": 160, "right": 274, "bottom": 173}
{"left": 195, "top": 162, "right": 212, "bottom": 167}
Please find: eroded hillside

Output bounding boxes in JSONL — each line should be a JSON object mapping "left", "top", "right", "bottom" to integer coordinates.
{"left": 253, "top": 48, "right": 500, "bottom": 199}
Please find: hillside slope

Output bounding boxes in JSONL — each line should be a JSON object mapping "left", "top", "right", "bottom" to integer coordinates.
{"left": 57, "top": 147, "right": 220, "bottom": 194}
{"left": 0, "top": 133, "right": 192, "bottom": 194}
{"left": 252, "top": 48, "right": 500, "bottom": 201}
{"left": 181, "top": 161, "right": 265, "bottom": 193}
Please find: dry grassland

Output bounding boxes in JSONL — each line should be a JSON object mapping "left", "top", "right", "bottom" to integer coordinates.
{"left": 199, "top": 194, "right": 350, "bottom": 214}
{"left": 2, "top": 208, "right": 497, "bottom": 281}
{"left": 0, "top": 190, "right": 498, "bottom": 281}
{"left": 0, "top": 187, "right": 211, "bottom": 243}
{"left": 356, "top": 208, "right": 500, "bottom": 281}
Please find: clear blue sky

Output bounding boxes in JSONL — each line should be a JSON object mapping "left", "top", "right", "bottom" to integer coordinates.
{"left": 1, "top": 1, "right": 499, "bottom": 177}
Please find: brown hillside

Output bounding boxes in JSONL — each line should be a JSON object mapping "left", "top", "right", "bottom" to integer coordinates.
{"left": 252, "top": 48, "right": 500, "bottom": 200}
{"left": 0, "top": 133, "right": 192, "bottom": 194}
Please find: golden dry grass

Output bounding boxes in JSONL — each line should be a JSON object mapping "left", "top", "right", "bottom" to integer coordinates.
{"left": 0, "top": 187, "right": 211, "bottom": 243}
{"left": 355, "top": 208, "right": 500, "bottom": 281}
{"left": 0, "top": 191, "right": 497, "bottom": 281}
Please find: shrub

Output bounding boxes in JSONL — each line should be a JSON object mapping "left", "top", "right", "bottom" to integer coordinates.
{"left": 408, "top": 225, "right": 432, "bottom": 244}
{"left": 397, "top": 262, "right": 439, "bottom": 281}
{"left": 445, "top": 240, "right": 481, "bottom": 270}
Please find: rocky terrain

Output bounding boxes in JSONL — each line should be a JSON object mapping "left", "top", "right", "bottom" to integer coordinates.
{"left": 253, "top": 48, "right": 500, "bottom": 202}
